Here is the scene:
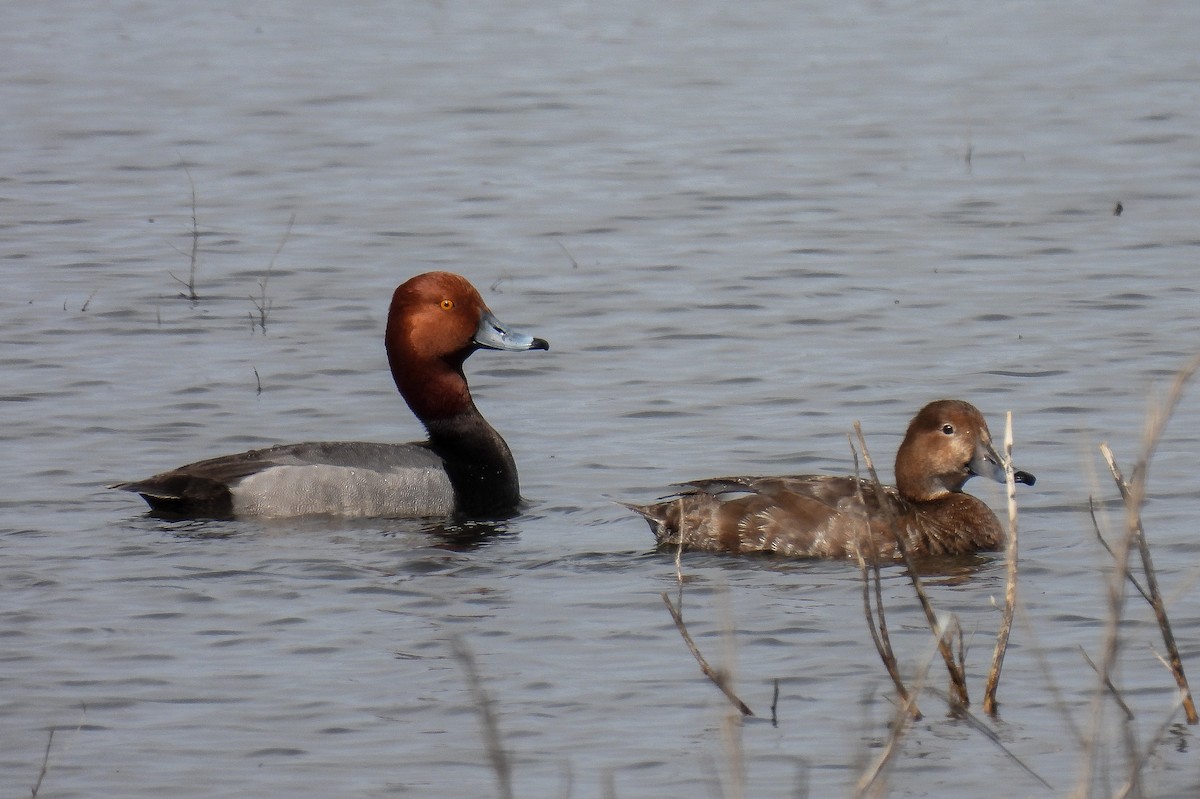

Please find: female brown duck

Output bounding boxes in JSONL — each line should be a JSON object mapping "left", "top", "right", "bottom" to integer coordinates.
{"left": 626, "top": 399, "right": 1035, "bottom": 559}
{"left": 113, "top": 272, "right": 548, "bottom": 519}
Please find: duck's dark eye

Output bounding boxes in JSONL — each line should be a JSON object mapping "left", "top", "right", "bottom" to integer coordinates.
{"left": 941, "top": 424, "right": 955, "bottom": 435}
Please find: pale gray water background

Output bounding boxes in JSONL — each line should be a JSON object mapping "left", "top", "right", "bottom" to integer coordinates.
{"left": 3, "top": 1, "right": 1200, "bottom": 796}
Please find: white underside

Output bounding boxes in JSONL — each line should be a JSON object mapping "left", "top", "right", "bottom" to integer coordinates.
{"left": 230, "top": 463, "right": 456, "bottom": 518}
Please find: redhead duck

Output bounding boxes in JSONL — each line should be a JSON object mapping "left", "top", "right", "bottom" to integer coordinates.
{"left": 626, "top": 400, "right": 1035, "bottom": 559}
{"left": 113, "top": 272, "right": 548, "bottom": 519}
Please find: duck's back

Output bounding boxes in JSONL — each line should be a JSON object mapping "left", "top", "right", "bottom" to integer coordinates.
{"left": 114, "top": 442, "right": 454, "bottom": 518}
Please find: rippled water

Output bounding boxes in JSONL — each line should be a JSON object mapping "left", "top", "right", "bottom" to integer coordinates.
{"left": 4, "top": 2, "right": 1200, "bottom": 797}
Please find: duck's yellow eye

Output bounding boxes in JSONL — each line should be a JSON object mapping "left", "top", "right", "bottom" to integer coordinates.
{"left": 440, "top": 299, "right": 455, "bottom": 311}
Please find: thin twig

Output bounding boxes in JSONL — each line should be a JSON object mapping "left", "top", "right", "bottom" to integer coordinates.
{"left": 30, "top": 729, "right": 53, "bottom": 798}
{"left": 450, "top": 637, "right": 514, "bottom": 799}
{"left": 1088, "top": 496, "right": 1152, "bottom": 603}
{"left": 854, "top": 422, "right": 969, "bottom": 710}
{"left": 554, "top": 238, "right": 580, "bottom": 269}
{"left": 853, "top": 635, "right": 937, "bottom": 799}
{"left": 984, "top": 411, "right": 1020, "bottom": 715}
{"left": 674, "top": 496, "right": 685, "bottom": 584}
{"left": 1100, "top": 441, "right": 1198, "bottom": 725}
{"left": 1079, "top": 646, "right": 1136, "bottom": 721}
{"left": 31, "top": 705, "right": 86, "bottom": 798}
{"left": 169, "top": 162, "right": 201, "bottom": 301}
{"left": 661, "top": 592, "right": 753, "bottom": 716}
{"left": 848, "top": 433, "right": 918, "bottom": 716}
{"left": 1015, "top": 601, "right": 1085, "bottom": 746}
{"left": 925, "top": 687, "right": 1054, "bottom": 791}
{"left": 848, "top": 438, "right": 910, "bottom": 703}
{"left": 251, "top": 213, "right": 294, "bottom": 335}
{"left": 1113, "top": 694, "right": 1187, "bottom": 799}
{"left": 852, "top": 539, "right": 919, "bottom": 719}
{"left": 1077, "top": 352, "right": 1200, "bottom": 796}
{"left": 1076, "top": 469, "right": 1138, "bottom": 795}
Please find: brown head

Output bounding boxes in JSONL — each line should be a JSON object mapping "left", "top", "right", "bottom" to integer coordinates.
{"left": 384, "top": 272, "right": 548, "bottom": 422}
{"left": 893, "top": 399, "right": 1035, "bottom": 503}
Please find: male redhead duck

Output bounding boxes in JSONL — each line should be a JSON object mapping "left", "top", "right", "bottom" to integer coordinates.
{"left": 113, "top": 271, "right": 548, "bottom": 519}
{"left": 626, "top": 400, "right": 1035, "bottom": 559}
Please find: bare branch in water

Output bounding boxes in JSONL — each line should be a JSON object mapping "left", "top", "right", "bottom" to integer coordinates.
{"left": 661, "top": 592, "right": 754, "bottom": 717}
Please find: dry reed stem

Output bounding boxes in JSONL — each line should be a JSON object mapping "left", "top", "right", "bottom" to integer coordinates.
{"left": 983, "top": 411, "right": 1020, "bottom": 715}
{"left": 1112, "top": 694, "right": 1187, "bottom": 799}
{"left": 1088, "top": 497, "right": 1152, "bottom": 604}
{"left": 853, "top": 422, "right": 969, "bottom": 710}
{"left": 854, "top": 542, "right": 921, "bottom": 720}
{"left": 169, "top": 162, "right": 201, "bottom": 301}
{"left": 853, "top": 692, "right": 918, "bottom": 799}
{"left": 849, "top": 434, "right": 920, "bottom": 718}
{"left": 716, "top": 583, "right": 746, "bottom": 799}
{"left": 674, "top": 496, "right": 685, "bottom": 584}
{"left": 853, "top": 635, "right": 937, "bottom": 799}
{"left": 250, "top": 212, "right": 294, "bottom": 334}
{"left": 660, "top": 591, "right": 754, "bottom": 717}
{"left": 1015, "top": 600, "right": 1086, "bottom": 746}
{"left": 450, "top": 637, "right": 514, "bottom": 799}
{"left": 1075, "top": 475, "right": 1138, "bottom": 796}
{"left": 554, "top": 238, "right": 580, "bottom": 269}
{"left": 30, "top": 729, "right": 53, "bottom": 798}
{"left": 1079, "top": 646, "right": 1136, "bottom": 722}
{"left": 1075, "top": 352, "right": 1200, "bottom": 797}
{"left": 720, "top": 704, "right": 746, "bottom": 799}
{"left": 923, "top": 685, "right": 1054, "bottom": 790}
{"left": 1099, "top": 443, "right": 1198, "bottom": 726}
{"left": 30, "top": 705, "right": 86, "bottom": 798}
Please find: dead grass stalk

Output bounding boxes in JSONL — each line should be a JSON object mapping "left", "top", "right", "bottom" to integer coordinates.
{"left": 853, "top": 422, "right": 969, "bottom": 710}
{"left": 450, "top": 636, "right": 514, "bottom": 799}
{"left": 983, "top": 411, "right": 1021, "bottom": 715}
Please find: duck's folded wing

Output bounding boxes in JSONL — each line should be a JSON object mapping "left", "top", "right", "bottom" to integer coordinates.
{"left": 657, "top": 474, "right": 907, "bottom": 558}
{"left": 683, "top": 474, "right": 901, "bottom": 511}
{"left": 112, "top": 441, "right": 450, "bottom": 517}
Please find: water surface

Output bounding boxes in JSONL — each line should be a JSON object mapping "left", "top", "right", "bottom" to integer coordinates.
{"left": 3, "top": 2, "right": 1200, "bottom": 796}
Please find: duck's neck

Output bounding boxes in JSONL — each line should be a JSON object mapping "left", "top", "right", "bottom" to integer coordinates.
{"left": 392, "top": 351, "right": 472, "bottom": 423}
{"left": 894, "top": 442, "right": 953, "bottom": 502}
{"left": 393, "top": 357, "right": 520, "bottom": 516}
{"left": 424, "top": 411, "right": 519, "bottom": 516}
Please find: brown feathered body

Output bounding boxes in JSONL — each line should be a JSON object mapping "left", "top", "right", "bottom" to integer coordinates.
{"left": 627, "top": 400, "right": 1035, "bottom": 560}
